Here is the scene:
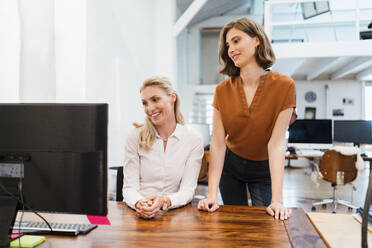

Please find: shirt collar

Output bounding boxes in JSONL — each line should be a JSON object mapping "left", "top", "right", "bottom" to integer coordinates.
{"left": 155, "top": 123, "right": 184, "bottom": 141}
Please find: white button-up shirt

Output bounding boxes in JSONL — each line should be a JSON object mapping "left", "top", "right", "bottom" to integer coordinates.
{"left": 123, "top": 124, "right": 204, "bottom": 209}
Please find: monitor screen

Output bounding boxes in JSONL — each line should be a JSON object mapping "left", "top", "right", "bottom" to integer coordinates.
{"left": 0, "top": 104, "right": 108, "bottom": 216}
{"left": 334, "top": 120, "right": 372, "bottom": 145}
{"left": 288, "top": 119, "right": 332, "bottom": 144}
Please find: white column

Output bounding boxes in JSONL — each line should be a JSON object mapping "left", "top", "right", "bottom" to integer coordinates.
{"left": 264, "top": 1, "right": 272, "bottom": 41}
{"left": 18, "top": 0, "right": 56, "bottom": 102}
{"left": 355, "top": 0, "right": 360, "bottom": 41}
{"left": 0, "top": 0, "right": 20, "bottom": 102}
{"left": 154, "top": 0, "right": 177, "bottom": 84}
{"left": 55, "top": 0, "right": 86, "bottom": 102}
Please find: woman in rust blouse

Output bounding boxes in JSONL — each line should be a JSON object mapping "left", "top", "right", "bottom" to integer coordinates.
{"left": 197, "top": 18, "right": 296, "bottom": 220}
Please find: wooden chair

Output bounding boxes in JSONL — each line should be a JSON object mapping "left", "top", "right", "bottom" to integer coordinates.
{"left": 311, "top": 150, "right": 358, "bottom": 213}
{"left": 198, "top": 151, "right": 209, "bottom": 185}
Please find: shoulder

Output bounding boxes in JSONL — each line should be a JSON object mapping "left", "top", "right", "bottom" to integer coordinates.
{"left": 125, "top": 127, "right": 140, "bottom": 145}
{"left": 214, "top": 77, "right": 239, "bottom": 100}
{"left": 215, "top": 77, "right": 234, "bottom": 92}
{"left": 180, "top": 125, "right": 204, "bottom": 145}
{"left": 267, "top": 70, "right": 295, "bottom": 88}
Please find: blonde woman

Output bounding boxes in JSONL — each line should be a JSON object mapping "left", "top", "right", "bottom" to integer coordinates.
{"left": 123, "top": 76, "right": 203, "bottom": 219}
{"left": 197, "top": 18, "right": 296, "bottom": 220}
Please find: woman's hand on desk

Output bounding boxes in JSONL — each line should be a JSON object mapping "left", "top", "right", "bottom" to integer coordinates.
{"left": 197, "top": 197, "right": 219, "bottom": 212}
{"left": 266, "top": 202, "right": 291, "bottom": 220}
{"left": 135, "top": 196, "right": 163, "bottom": 219}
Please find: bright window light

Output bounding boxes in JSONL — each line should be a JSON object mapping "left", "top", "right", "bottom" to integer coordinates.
{"left": 365, "top": 85, "right": 372, "bottom": 120}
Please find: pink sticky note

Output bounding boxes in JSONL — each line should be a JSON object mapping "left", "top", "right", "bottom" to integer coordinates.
{"left": 10, "top": 232, "right": 24, "bottom": 240}
{"left": 86, "top": 215, "right": 111, "bottom": 225}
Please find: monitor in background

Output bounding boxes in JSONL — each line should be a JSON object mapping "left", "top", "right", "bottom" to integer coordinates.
{"left": 334, "top": 120, "right": 372, "bottom": 146}
{"left": 288, "top": 119, "right": 332, "bottom": 148}
{"left": 0, "top": 104, "right": 108, "bottom": 216}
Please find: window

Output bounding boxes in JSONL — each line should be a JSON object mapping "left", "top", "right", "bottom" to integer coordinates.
{"left": 189, "top": 93, "right": 214, "bottom": 136}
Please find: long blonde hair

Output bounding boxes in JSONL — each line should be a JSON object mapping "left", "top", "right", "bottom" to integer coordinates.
{"left": 134, "top": 76, "right": 184, "bottom": 150}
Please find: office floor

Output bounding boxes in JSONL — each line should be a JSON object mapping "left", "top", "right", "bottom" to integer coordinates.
{"left": 194, "top": 162, "right": 370, "bottom": 214}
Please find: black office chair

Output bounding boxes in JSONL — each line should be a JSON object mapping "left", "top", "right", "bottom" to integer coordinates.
{"left": 109, "top": 166, "right": 123, "bottom": 201}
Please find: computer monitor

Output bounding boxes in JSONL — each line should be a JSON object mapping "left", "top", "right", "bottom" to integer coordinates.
{"left": 334, "top": 120, "right": 372, "bottom": 146}
{"left": 0, "top": 104, "right": 108, "bottom": 216}
{"left": 288, "top": 119, "right": 332, "bottom": 145}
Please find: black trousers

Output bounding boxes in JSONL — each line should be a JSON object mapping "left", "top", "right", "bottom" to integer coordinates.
{"left": 219, "top": 148, "right": 272, "bottom": 206}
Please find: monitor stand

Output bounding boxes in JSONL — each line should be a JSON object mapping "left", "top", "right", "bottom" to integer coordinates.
{"left": 0, "top": 196, "right": 19, "bottom": 247}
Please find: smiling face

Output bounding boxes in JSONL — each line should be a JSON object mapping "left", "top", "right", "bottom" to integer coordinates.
{"left": 225, "top": 27, "right": 259, "bottom": 69}
{"left": 141, "top": 85, "right": 176, "bottom": 127}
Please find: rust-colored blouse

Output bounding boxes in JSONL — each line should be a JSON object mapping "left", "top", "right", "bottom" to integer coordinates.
{"left": 212, "top": 70, "right": 296, "bottom": 161}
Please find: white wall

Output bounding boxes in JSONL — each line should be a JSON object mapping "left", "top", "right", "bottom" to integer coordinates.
{"left": 85, "top": 0, "right": 170, "bottom": 166}
{"left": 0, "top": 0, "right": 177, "bottom": 167}
{"left": 55, "top": 0, "right": 86, "bottom": 102}
{"left": 295, "top": 80, "right": 364, "bottom": 120}
{"left": 86, "top": 0, "right": 176, "bottom": 166}
{"left": 0, "top": 0, "right": 20, "bottom": 102}
{"left": 19, "top": 0, "right": 56, "bottom": 102}
{"left": 0, "top": 0, "right": 56, "bottom": 103}
{"left": 154, "top": 0, "right": 176, "bottom": 82}
{"left": 295, "top": 81, "right": 327, "bottom": 119}
{"left": 201, "top": 31, "right": 222, "bottom": 84}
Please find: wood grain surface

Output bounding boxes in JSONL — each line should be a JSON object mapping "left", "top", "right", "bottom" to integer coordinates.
{"left": 29, "top": 202, "right": 327, "bottom": 248}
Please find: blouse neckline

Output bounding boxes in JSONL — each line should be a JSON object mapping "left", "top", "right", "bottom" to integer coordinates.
{"left": 237, "top": 70, "right": 271, "bottom": 115}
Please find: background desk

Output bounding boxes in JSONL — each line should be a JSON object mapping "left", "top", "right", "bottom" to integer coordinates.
{"left": 307, "top": 212, "right": 372, "bottom": 247}
{"left": 31, "top": 202, "right": 326, "bottom": 248}
{"left": 286, "top": 154, "right": 372, "bottom": 171}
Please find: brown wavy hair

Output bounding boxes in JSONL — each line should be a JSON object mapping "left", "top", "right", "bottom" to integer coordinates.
{"left": 133, "top": 76, "right": 184, "bottom": 151}
{"left": 219, "top": 17, "right": 275, "bottom": 77}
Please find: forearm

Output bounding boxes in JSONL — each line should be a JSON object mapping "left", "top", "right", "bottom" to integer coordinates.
{"left": 167, "top": 187, "right": 195, "bottom": 209}
{"left": 123, "top": 187, "right": 144, "bottom": 209}
{"left": 207, "top": 142, "right": 226, "bottom": 199}
{"left": 168, "top": 137, "right": 204, "bottom": 208}
{"left": 268, "top": 140, "right": 286, "bottom": 203}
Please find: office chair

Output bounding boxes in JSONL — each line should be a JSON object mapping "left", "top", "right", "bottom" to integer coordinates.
{"left": 311, "top": 150, "right": 358, "bottom": 213}
{"left": 116, "top": 166, "right": 124, "bottom": 201}
{"left": 198, "top": 151, "right": 209, "bottom": 185}
{"left": 109, "top": 166, "right": 123, "bottom": 201}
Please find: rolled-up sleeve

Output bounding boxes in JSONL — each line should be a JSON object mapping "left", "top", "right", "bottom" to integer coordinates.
{"left": 123, "top": 129, "right": 144, "bottom": 209}
{"left": 167, "top": 135, "right": 204, "bottom": 209}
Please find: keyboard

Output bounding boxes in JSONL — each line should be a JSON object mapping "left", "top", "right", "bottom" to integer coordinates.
{"left": 12, "top": 221, "right": 97, "bottom": 236}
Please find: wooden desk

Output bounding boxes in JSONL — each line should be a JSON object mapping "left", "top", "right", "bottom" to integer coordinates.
{"left": 286, "top": 154, "right": 372, "bottom": 168}
{"left": 286, "top": 154, "right": 322, "bottom": 160}
{"left": 31, "top": 202, "right": 326, "bottom": 248}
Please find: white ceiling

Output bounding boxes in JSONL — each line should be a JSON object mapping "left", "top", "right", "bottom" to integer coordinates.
{"left": 176, "top": 0, "right": 252, "bottom": 26}
{"left": 272, "top": 40, "right": 372, "bottom": 81}
{"left": 177, "top": 0, "right": 372, "bottom": 82}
